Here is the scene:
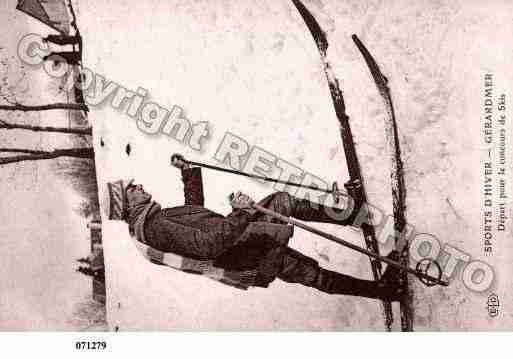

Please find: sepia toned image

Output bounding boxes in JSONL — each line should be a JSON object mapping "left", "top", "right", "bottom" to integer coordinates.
{"left": 1, "top": 0, "right": 512, "bottom": 332}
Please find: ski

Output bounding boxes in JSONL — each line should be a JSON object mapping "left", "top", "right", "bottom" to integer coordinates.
{"left": 290, "top": 0, "right": 394, "bottom": 330}
{"left": 352, "top": 34, "right": 413, "bottom": 331}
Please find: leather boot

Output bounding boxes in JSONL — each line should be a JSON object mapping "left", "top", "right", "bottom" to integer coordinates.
{"left": 314, "top": 268, "right": 402, "bottom": 301}
{"left": 290, "top": 196, "right": 361, "bottom": 226}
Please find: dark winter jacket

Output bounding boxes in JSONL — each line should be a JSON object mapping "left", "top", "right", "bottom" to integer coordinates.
{"left": 129, "top": 167, "right": 293, "bottom": 287}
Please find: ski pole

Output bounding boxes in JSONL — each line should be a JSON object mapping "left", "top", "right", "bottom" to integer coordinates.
{"left": 249, "top": 201, "right": 449, "bottom": 287}
{"left": 171, "top": 154, "right": 344, "bottom": 199}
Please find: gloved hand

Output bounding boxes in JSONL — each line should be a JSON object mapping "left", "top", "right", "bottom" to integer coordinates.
{"left": 229, "top": 191, "right": 257, "bottom": 214}
{"left": 171, "top": 153, "right": 190, "bottom": 170}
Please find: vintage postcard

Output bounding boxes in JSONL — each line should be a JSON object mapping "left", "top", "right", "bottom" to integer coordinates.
{"left": 1, "top": 0, "right": 512, "bottom": 334}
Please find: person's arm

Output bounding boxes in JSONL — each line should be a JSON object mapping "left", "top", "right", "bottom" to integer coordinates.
{"left": 171, "top": 154, "right": 204, "bottom": 206}
{"left": 146, "top": 218, "right": 229, "bottom": 259}
{"left": 181, "top": 167, "right": 204, "bottom": 206}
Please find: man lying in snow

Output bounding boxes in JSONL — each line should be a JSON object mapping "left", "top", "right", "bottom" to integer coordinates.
{"left": 106, "top": 155, "right": 402, "bottom": 300}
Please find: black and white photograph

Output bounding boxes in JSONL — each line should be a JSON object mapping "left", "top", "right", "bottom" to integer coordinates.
{"left": 1, "top": 0, "right": 512, "bottom": 342}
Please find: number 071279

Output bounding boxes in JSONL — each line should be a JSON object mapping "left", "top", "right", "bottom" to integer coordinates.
{"left": 75, "top": 341, "right": 107, "bottom": 350}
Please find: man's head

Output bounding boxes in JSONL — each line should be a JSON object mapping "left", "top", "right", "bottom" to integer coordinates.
{"left": 125, "top": 182, "right": 152, "bottom": 208}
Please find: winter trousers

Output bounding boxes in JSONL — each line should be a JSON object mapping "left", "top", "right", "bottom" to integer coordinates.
{"left": 254, "top": 192, "right": 386, "bottom": 299}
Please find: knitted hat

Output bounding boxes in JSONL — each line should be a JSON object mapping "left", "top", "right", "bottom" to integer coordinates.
{"left": 106, "top": 179, "right": 134, "bottom": 220}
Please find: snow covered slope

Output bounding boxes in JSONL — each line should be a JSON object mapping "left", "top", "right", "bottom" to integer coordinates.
{"left": 0, "top": 0, "right": 94, "bottom": 330}
{"left": 78, "top": 0, "right": 513, "bottom": 330}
